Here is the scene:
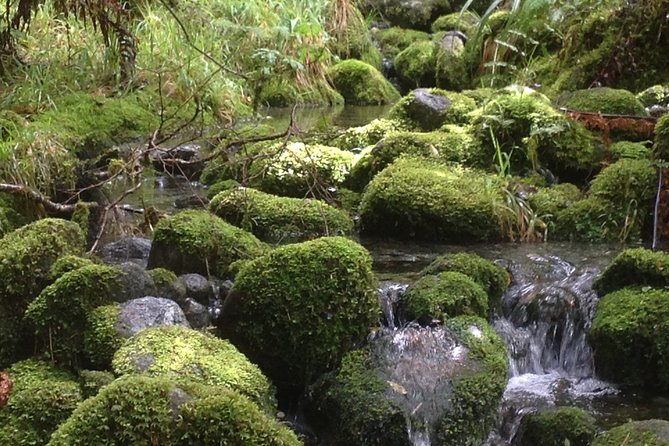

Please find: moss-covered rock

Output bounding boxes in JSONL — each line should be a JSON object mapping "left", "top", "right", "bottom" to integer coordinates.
{"left": 594, "top": 248, "right": 669, "bottom": 296}
{"left": 434, "top": 37, "right": 471, "bottom": 92}
{"left": 147, "top": 210, "right": 267, "bottom": 278}
{"left": 83, "top": 303, "right": 124, "bottom": 369}
{"left": 420, "top": 252, "right": 510, "bottom": 309}
{"left": 375, "top": 27, "right": 430, "bottom": 59}
{"left": 590, "top": 287, "right": 669, "bottom": 390}
{"left": 50, "top": 254, "right": 96, "bottom": 281}
{"left": 308, "top": 317, "right": 507, "bottom": 446}
{"left": 401, "top": 271, "right": 489, "bottom": 323}
{"left": 393, "top": 40, "right": 438, "bottom": 89}
{"left": 592, "top": 419, "right": 669, "bottom": 446}
{"left": 219, "top": 237, "right": 378, "bottom": 392}
{"left": 431, "top": 11, "right": 479, "bottom": 35}
{"left": 256, "top": 77, "right": 344, "bottom": 107}
{"left": 112, "top": 325, "right": 276, "bottom": 411}
{"left": 389, "top": 88, "right": 478, "bottom": 131}
{"left": 527, "top": 183, "right": 582, "bottom": 220}
{"left": 654, "top": 113, "right": 669, "bottom": 160}
{"left": 558, "top": 87, "right": 648, "bottom": 116}
{"left": 0, "top": 218, "right": 85, "bottom": 367}
{"left": 357, "top": 0, "right": 452, "bottom": 30}
{"left": 47, "top": 376, "right": 302, "bottom": 446}
{"left": 329, "top": 60, "right": 401, "bottom": 105}
{"left": 331, "top": 118, "right": 407, "bottom": 151}
{"left": 0, "top": 360, "right": 82, "bottom": 446}
{"left": 78, "top": 369, "right": 115, "bottom": 399}
{"left": 359, "top": 158, "right": 502, "bottom": 242}
{"left": 209, "top": 187, "right": 353, "bottom": 242}
{"left": 518, "top": 407, "right": 597, "bottom": 446}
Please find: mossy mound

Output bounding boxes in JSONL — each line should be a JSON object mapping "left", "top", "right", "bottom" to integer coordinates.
{"left": 256, "top": 77, "right": 344, "bottom": 107}
{"left": 610, "top": 141, "right": 652, "bottom": 161}
{"left": 359, "top": 158, "right": 501, "bottom": 242}
{"left": 0, "top": 193, "right": 31, "bottom": 238}
{"left": 420, "top": 252, "right": 510, "bottom": 309}
{"left": 209, "top": 187, "right": 353, "bottom": 242}
{"left": 308, "top": 317, "right": 507, "bottom": 446}
{"left": 219, "top": 237, "right": 378, "bottom": 391}
{"left": 393, "top": 40, "right": 438, "bottom": 89}
{"left": 654, "top": 113, "right": 669, "bottom": 160}
{"left": 400, "top": 271, "right": 489, "bottom": 323}
{"left": 375, "top": 27, "right": 430, "bottom": 59}
{"left": 331, "top": 118, "right": 407, "bottom": 151}
{"left": 389, "top": 88, "right": 478, "bottom": 131}
{"left": 47, "top": 375, "right": 302, "bottom": 446}
{"left": 24, "top": 264, "right": 123, "bottom": 366}
{"left": 147, "top": 210, "right": 267, "bottom": 278}
{"left": 527, "top": 183, "right": 582, "bottom": 220}
{"left": 594, "top": 248, "right": 669, "bottom": 296}
{"left": 84, "top": 303, "right": 123, "bottom": 369}
{"left": 590, "top": 287, "right": 669, "bottom": 390}
{"left": 0, "top": 218, "right": 85, "bottom": 367}
{"left": 637, "top": 85, "right": 666, "bottom": 107}
{"left": 0, "top": 360, "right": 82, "bottom": 446}
{"left": 518, "top": 407, "right": 597, "bottom": 446}
{"left": 112, "top": 325, "right": 276, "bottom": 411}
{"left": 50, "top": 254, "right": 96, "bottom": 281}
{"left": 328, "top": 60, "right": 401, "bottom": 105}
{"left": 431, "top": 11, "right": 479, "bottom": 35}
{"left": 558, "top": 87, "right": 648, "bottom": 116}
{"left": 592, "top": 419, "right": 669, "bottom": 446}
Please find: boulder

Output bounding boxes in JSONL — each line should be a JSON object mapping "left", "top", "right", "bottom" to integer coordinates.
{"left": 592, "top": 419, "right": 669, "bottom": 446}
{"left": 357, "top": 0, "right": 451, "bottom": 30}
{"left": 328, "top": 60, "right": 400, "bottom": 105}
{"left": 518, "top": 407, "right": 597, "bottom": 446}
{"left": 115, "top": 296, "right": 190, "bottom": 338}
{"left": 388, "top": 88, "right": 477, "bottom": 130}
{"left": 98, "top": 236, "right": 152, "bottom": 267}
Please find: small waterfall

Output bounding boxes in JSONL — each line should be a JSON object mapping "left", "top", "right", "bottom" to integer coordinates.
{"left": 378, "top": 281, "right": 409, "bottom": 329}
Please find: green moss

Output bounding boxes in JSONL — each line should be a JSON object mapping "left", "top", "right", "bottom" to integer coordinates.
{"left": 558, "top": 87, "right": 648, "bottom": 116}
{"left": 359, "top": 0, "right": 451, "bottom": 30}
{"left": 84, "top": 303, "right": 123, "bottom": 369}
{"left": 610, "top": 141, "right": 652, "bottom": 161}
{"left": 0, "top": 109, "right": 26, "bottom": 140}
{"left": 420, "top": 251, "right": 510, "bottom": 309}
{"left": 590, "top": 287, "right": 669, "bottom": 390}
{"left": 435, "top": 43, "right": 470, "bottom": 92}
{"left": 329, "top": 60, "right": 401, "bottom": 105}
{"left": 401, "top": 271, "right": 488, "bottom": 323}
{"left": 389, "top": 89, "right": 478, "bottom": 131}
{"left": 0, "top": 193, "right": 32, "bottom": 238}
{"left": 519, "top": 407, "right": 597, "bottom": 446}
{"left": 654, "top": 113, "right": 669, "bottom": 160}
{"left": 0, "top": 359, "right": 82, "bottom": 446}
{"left": 78, "top": 369, "right": 115, "bottom": 399}
{"left": 48, "top": 375, "right": 302, "bottom": 446}
{"left": 256, "top": 77, "right": 344, "bottom": 107}
{"left": 328, "top": 7, "right": 383, "bottom": 70}
{"left": 209, "top": 187, "right": 353, "bottom": 242}
{"left": 594, "top": 248, "right": 669, "bottom": 295}
{"left": 219, "top": 237, "right": 378, "bottom": 391}
{"left": 528, "top": 183, "right": 582, "bottom": 218}
{"left": 592, "top": 420, "right": 669, "bottom": 446}
{"left": 331, "top": 118, "right": 407, "bottom": 151}
{"left": 112, "top": 325, "right": 276, "bottom": 412}
{"left": 553, "top": 197, "right": 612, "bottom": 242}
{"left": 147, "top": 210, "right": 267, "bottom": 278}
{"left": 393, "top": 40, "right": 438, "bottom": 89}
{"left": 147, "top": 267, "right": 178, "bottom": 287}
{"left": 25, "top": 264, "right": 123, "bottom": 366}
{"left": 71, "top": 201, "right": 91, "bottom": 241}
{"left": 50, "top": 255, "right": 96, "bottom": 281}
{"left": 359, "top": 158, "right": 502, "bottom": 242}
{"left": 637, "top": 85, "right": 666, "bottom": 107}
{"left": 375, "top": 27, "right": 430, "bottom": 59}
{"left": 591, "top": 157, "right": 656, "bottom": 202}
{"left": 431, "top": 12, "right": 479, "bottom": 35}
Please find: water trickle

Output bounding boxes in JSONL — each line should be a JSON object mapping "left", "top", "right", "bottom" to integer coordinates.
{"left": 378, "top": 281, "right": 409, "bottom": 329}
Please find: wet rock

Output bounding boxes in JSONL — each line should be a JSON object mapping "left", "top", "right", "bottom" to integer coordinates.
{"left": 181, "top": 298, "right": 211, "bottom": 329}
{"left": 174, "top": 193, "right": 208, "bottom": 209}
{"left": 115, "top": 296, "right": 190, "bottom": 338}
{"left": 98, "top": 237, "right": 152, "bottom": 267}
{"left": 117, "top": 262, "right": 156, "bottom": 301}
{"left": 178, "top": 273, "right": 213, "bottom": 305}
{"left": 438, "top": 31, "right": 466, "bottom": 54}
{"left": 151, "top": 143, "right": 205, "bottom": 180}
{"left": 592, "top": 419, "right": 669, "bottom": 446}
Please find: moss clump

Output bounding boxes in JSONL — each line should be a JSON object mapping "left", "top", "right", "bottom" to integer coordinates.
{"left": 84, "top": 303, "right": 123, "bottom": 369}
{"left": 48, "top": 376, "right": 302, "bottom": 446}
{"left": 25, "top": 264, "right": 123, "bottom": 366}
{"left": 590, "top": 287, "right": 669, "bottom": 390}
{"left": 527, "top": 183, "right": 582, "bottom": 219}
{"left": 359, "top": 158, "right": 502, "bottom": 242}
{"left": 401, "top": 271, "right": 489, "bottom": 323}
{"left": 0, "top": 218, "right": 84, "bottom": 367}
{"left": 637, "top": 85, "right": 666, "bottom": 107}
{"left": 375, "top": 27, "right": 430, "bottom": 59}
{"left": 558, "top": 87, "right": 648, "bottom": 116}
{"left": 329, "top": 60, "right": 401, "bottom": 105}
{"left": 610, "top": 141, "right": 652, "bottom": 161}
{"left": 147, "top": 267, "right": 178, "bottom": 288}
{"left": 393, "top": 40, "right": 438, "bottom": 89}
{"left": 331, "top": 118, "right": 407, "bottom": 151}
{"left": 78, "top": 369, "right": 115, "bottom": 399}
{"left": 219, "top": 237, "right": 378, "bottom": 392}
{"left": 112, "top": 325, "right": 276, "bottom": 412}
{"left": 0, "top": 360, "right": 82, "bottom": 446}
{"left": 518, "top": 407, "right": 597, "bottom": 446}
{"left": 147, "top": 210, "right": 267, "bottom": 278}
{"left": 435, "top": 40, "right": 471, "bottom": 92}
{"left": 209, "top": 187, "right": 353, "bottom": 242}
{"left": 0, "top": 193, "right": 31, "bottom": 238}
{"left": 420, "top": 252, "right": 510, "bottom": 309}
{"left": 431, "top": 12, "right": 479, "bottom": 35}
{"left": 594, "top": 248, "right": 669, "bottom": 295}
{"left": 50, "top": 255, "right": 95, "bottom": 281}
{"left": 592, "top": 420, "right": 669, "bottom": 446}
{"left": 357, "top": 0, "right": 451, "bottom": 30}
{"left": 653, "top": 113, "right": 669, "bottom": 160}
{"left": 389, "top": 89, "right": 478, "bottom": 131}
{"left": 256, "top": 77, "right": 344, "bottom": 108}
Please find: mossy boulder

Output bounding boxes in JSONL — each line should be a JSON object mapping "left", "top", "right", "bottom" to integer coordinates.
{"left": 47, "top": 376, "right": 302, "bottom": 446}
{"left": 331, "top": 118, "right": 407, "bottom": 151}
{"left": 84, "top": 304, "right": 124, "bottom": 369}
{"left": 147, "top": 210, "right": 267, "bottom": 278}
{"left": 393, "top": 40, "right": 438, "bottom": 89}
{"left": 558, "top": 87, "right": 649, "bottom": 116}
{"left": 400, "top": 271, "right": 489, "bottom": 323}
{"left": 329, "top": 60, "right": 401, "bottom": 105}
{"left": 0, "top": 218, "right": 85, "bottom": 367}
{"left": 209, "top": 187, "right": 353, "bottom": 242}
{"left": 256, "top": 77, "right": 343, "bottom": 107}
{"left": 308, "top": 317, "right": 507, "bottom": 446}
{"left": 594, "top": 248, "right": 669, "bottom": 296}
{"left": 0, "top": 360, "right": 82, "bottom": 446}
{"left": 112, "top": 325, "right": 276, "bottom": 411}
{"left": 431, "top": 11, "right": 479, "bottom": 35}
{"left": 653, "top": 113, "right": 669, "bottom": 160}
{"left": 357, "top": 0, "right": 452, "bottom": 30}
{"left": 590, "top": 287, "right": 669, "bottom": 390}
{"left": 518, "top": 407, "right": 597, "bottom": 446}
{"left": 389, "top": 88, "right": 478, "bottom": 131}
{"left": 420, "top": 252, "right": 510, "bottom": 309}
{"left": 592, "top": 419, "right": 669, "bottom": 446}
{"left": 218, "top": 237, "right": 378, "bottom": 392}
{"left": 50, "top": 254, "right": 96, "bottom": 281}
{"left": 359, "top": 158, "right": 502, "bottom": 242}
{"left": 375, "top": 27, "right": 430, "bottom": 59}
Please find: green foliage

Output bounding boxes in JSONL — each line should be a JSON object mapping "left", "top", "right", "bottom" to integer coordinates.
{"left": 326, "top": 0, "right": 381, "bottom": 69}
{"left": 84, "top": 304, "right": 123, "bottom": 369}
{"left": 50, "top": 255, "right": 96, "bottom": 281}
{"left": 527, "top": 183, "right": 582, "bottom": 219}
{"left": 219, "top": 237, "right": 378, "bottom": 391}
{"left": 112, "top": 325, "right": 276, "bottom": 412}
{"left": 637, "top": 85, "right": 666, "bottom": 107}
{"left": 359, "top": 157, "right": 502, "bottom": 242}
{"left": 519, "top": 407, "right": 597, "bottom": 446}
{"left": 78, "top": 370, "right": 115, "bottom": 399}
{"left": 147, "top": 267, "right": 178, "bottom": 288}
{"left": 401, "top": 271, "right": 489, "bottom": 322}
{"left": 148, "top": 210, "right": 268, "bottom": 278}
{"left": 610, "top": 141, "right": 652, "bottom": 161}
{"left": 328, "top": 60, "right": 401, "bottom": 105}
{"left": 591, "top": 420, "right": 669, "bottom": 446}
{"left": 331, "top": 118, "right": 407, "bottom": 151}
{"left": 590, "top": 287, "right": 669, "bottom": 390}
{"left": 0, "top": 193, "right": 31, "bottom": 238}
{"left": 48, "top": 376, "right": 302, "bottom": 446}
{"left": 356, "top": 0, "right": 451, "bottom": 30}
{"left": 558, "top": 87, "right": 648, "bottom": 116}
{"left": 594, "top": 248, "right": 669, "bottom": 296}
{"left": 653, "top": 113, "right": 669, "bottom": 160}
{"left": 375, "top": 27, "right": 430, "bottom": 59}
{"left": 209, "top": 187, "right": 353, "bottom": 242}
{"left": 431, "top": 12, "right": 480, "bottom": 35}
{"left": 420, "top": 251, "right": 510, "bottom": 309}
{"left": 393, "top": 40, "right": 438, "bottom": 89}
{"left": 0, "top": 360, "right": 82, "bottom": 446}
{"left": 588, "top": 158, "right": 656, "bottom": 203}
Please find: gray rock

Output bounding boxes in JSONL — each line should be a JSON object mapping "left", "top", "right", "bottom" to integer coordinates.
{"left": 116, "top": 296, "right": 190, "bottom": 338}
{"left": 358, "top": 0, "right": 451, "bottom": 30}
{"left": 406, "top": 88, "right": 453, "bottom": 131}
{"left": 117, "top": 262, "right": 156, "bottom": 301}
{"left": 178, "top": 273, "right": 214, "bottom": 305}
{"left": 174, "top": 194, "right": 208, "bottom": 209}
{"left": 439, "top": 31, "right": 466, "bottom": 54}
{"left": 181, "top": 298, "right": 211, "bottom": 329}
{"left": 152, "top": 143, "right": 205, "bottom": 180}
{"left": 98, "top": 237, "right": 152, "bottom": 267}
